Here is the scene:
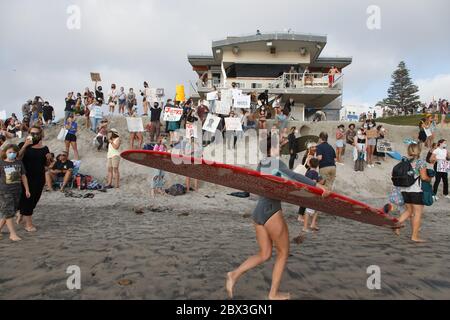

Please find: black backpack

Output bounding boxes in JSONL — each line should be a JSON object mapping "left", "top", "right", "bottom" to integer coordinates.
{"left": 391, "top": 158, "right": 418, "bottom": 187}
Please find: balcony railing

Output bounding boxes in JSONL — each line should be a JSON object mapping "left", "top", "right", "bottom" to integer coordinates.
{"left": 196, "top": 72, "right": 343, "bottom": 91}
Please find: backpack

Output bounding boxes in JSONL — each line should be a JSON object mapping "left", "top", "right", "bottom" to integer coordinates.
{"left": 165, "top": 184, "right": 186, "bottom": 196}
{"left": 391, "top": 158, "right": 417, "bottom": 187}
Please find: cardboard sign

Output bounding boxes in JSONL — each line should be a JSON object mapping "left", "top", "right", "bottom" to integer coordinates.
{"left": 126, "top": 117, "right": 144, "bottom": 132}
{"left": 186, "top": 123, "right": 199, "bottom": 139}
{"left": 0, "top": 110, "right": 6, "bottom": 121}
{"left": 215, "top": 100, "right": 231, "bottom": 115}
{"left": 234, "top": 95, "right": 251, "bottom": 109}
{"left": 225, "top": 117, "right": 243, "bottom": 132}
{"left": 376, "top": 140, "right": 393, "bottom": 153}
{"left": 163, "top": 107, "right": 183, "bottom": 122}
{"left": 207, "top": 91, "right": 218, "bottom": 101}
{"left": 202, "top": 114, "right": 221, "bottom": 133}
{"left": 90, "top": 72, "right": 101, "bottom": 82}
{"left": 221, "top": 89, "right": 233, "bottom": 108}
{"left": 366, "top": 128, "right": 378, "bottom": 139}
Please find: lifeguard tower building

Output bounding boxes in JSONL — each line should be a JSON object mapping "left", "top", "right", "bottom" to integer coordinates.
{"left": 188, "top": 32, "right": 352, "bottom": 120}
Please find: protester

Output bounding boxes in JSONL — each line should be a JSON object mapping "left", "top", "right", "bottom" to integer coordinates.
{"left": 184, "top": 137, "right": 202, "bottom": 192}
{"left": 0, "top": 144, "right": 31, "bottom": 241}
{"left": 105, "top": 128, "right": 121, "bottom": 189}
{"left": 64, "top": 115, "right": 79, "bottom": 160}
{"left": 374, "top": 125, "right": 387, "bottom": 162}
{"left": 128, "top": 109, "right": 144, "bottom": 150}
{"left": 335, "top": 125, "right": 345, "bottom": 165}
{"left": 95, "top": 119, "right": 109, "bottom": 151}
{"left": 94, "top": 81, "right": 104, "bottom": 102}
{"left": 118, "top": 87, "right": 127, "bottom": 115}
{"left": 395, "top": 143, "right": 432, "bottom": 242}
{"left": 302, "top": 158, "right": 325, "bottom": 233}
{"left": 141, "top": 81, "right": 151, "bottom": 116}
{"left": 288, "top": 127, "right": 297, "bottom": 170}
{"left": 258, "top": 105, "right": 267, "bottom": 130}
{"left": 127, "top": 88, "right": 137, "bottom": 116}
{"left": 42, "top": 102, "right": 54, "bottom": 126}
{"left": 353, "top": 127, "right": 367, "bottom": 172}
{"left": 316, "top": 132, "right": 337, "bottom": 189}
{"left": 149, "top": 102, "right": 163, "bottom": 142}
{"left": 22, "top": 100, "right": 32, "bottom": 119}
{"left": 90, "top": 99, "right": 104, "bottom": 133}
{"left": 431, "top": 139, "right": 449, "bottom": 200}
{"left": 64, "top": 92, "right": 76, "bottom": 121}
{"left": 17, "top": 125, "right": 51, "bottom": 232}
{"left": 47, "top": 151, "right": 74, "bottom": 192}
{"left": 107, "top": 84, "right": 118, "bottom": 115}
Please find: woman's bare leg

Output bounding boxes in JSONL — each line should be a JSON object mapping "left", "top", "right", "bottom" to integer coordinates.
{"left": 226, "top": 223, "right": 272, "bottom": 299}
{"left": 71, "top": 142, "right": 79, "bottom": 160}
{"left": 265, "top": 211, "right": 290, "bottom": 300}
{"left": 411, "top": 205, "right": 425, "bottom": 242}
{"left": 65, "top": 141, "right": 70, "bottom": 158}
{"left": 107, "top": 167, "right": 113, "bottom": 186}
{"left": 395, "top": 204, "right": 413, "bottom": 236}
{"left": 113, "top": 168, "right": 120, "bottom": 188}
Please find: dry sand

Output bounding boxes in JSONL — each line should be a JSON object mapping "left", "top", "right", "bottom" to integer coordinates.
{"left": 1, "top": 118, "right": 449, "bottom": 299}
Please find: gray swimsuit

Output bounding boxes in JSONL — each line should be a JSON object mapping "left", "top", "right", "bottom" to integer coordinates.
{"left": 252, "top": 157, "right": 317, "bottom": 225}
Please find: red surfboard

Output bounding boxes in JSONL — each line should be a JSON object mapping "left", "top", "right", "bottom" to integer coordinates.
{"left": 121, "top": 150, "right": 398, "bottom": 228}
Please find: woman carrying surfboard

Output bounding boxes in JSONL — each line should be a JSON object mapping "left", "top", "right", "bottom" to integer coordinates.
{"left": 226, "top": 133, "right": 330, "bottom": 300}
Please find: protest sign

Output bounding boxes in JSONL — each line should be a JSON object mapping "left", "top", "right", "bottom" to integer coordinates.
{"left": 176, "top": 85, "right": 186, "bottom": 102}
{"left": 207, "top": 91, "right": 218, "bottom": 101}
{"left": 163, "top": 107, "right": 183, "bottom": 122}
{"left": 221, "top": 89, "right": 233, "bottom": 108}
{"left": 233, "top": 95, "right": 251, "bottom": 109}
{"left": 225, "top": 117, "right": 243, "bottom": 132}
{"left": 0, "top": 110, "right": 6, "bottom": 121}
{"left": 126, "top": 117, "right": 144, "bottom": 132}
{"left": 90, "top": 72, "right": 101, "bottom": 82}
{"left": 232, "top": 89, "right": 242, "bottom": 100}
{"left": 186, "top": 123, "right": 199, "bottom": 139}
{"left": 202, "top": 114, "right": 221, "bottom": 133}
{"left": 215, "top": 100, "right": 231, "bottom": 115}
{"left": 437, "top": 160, "right": 450, "bottom": 173}
{"left": 376, "top": 140, "right": 393, "bottom": 153}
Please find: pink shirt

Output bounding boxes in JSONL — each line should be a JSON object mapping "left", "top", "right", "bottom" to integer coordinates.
{"left": 153, "top": 144, "right": 166, "bottom": 152}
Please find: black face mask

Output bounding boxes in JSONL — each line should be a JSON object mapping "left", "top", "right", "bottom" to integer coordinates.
{"left": 31, "top": 133, "right": 41, "bottom": 145}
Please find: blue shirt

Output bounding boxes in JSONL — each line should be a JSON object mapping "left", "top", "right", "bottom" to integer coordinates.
{"left": 316, "top": 142, "right": 336, "bottom": 169}
{"left": 66, "top": 121, "right": 77, "bottom": 135}
{"left": 305, "top": 169, "right": 321, "bottom": 183}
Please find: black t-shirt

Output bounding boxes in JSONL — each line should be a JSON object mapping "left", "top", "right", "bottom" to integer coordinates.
{"left": 65, "top": 98, "right": 76, "bottom": 112}
{"left": 95, "top": 90, "right": 104, "bottom": 102}
{"left": 52, "top": 160, "right": 74, "bottom": 177}
{"left": 316, "top": 142, "right": 336, "bottom": 169}
{"left": 22, "top": 146, "right": 50, "bottom": 183}
{"left": 43, "top": 105, "right": 54, "bottom": 118}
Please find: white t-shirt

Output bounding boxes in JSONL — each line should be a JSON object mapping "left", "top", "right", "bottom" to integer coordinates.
{"left": 433, "top": 148, "right": 447, "bottom": 161}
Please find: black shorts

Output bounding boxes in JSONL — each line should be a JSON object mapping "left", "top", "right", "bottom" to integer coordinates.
{"left": 65, "top": 133, "right": 77, "bottom": 142}
{"left": 43, "top": 114, "right": 52, "bottom": 122}
{"left": 401, "top": 192, "right": 424, "bottom": 205}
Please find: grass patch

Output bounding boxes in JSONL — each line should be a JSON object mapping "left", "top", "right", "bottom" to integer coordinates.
{"left": 377, "top": 114, "right": 449, "bottom": 127}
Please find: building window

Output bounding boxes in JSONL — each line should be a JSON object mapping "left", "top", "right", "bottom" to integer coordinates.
{"left": 251, "top": 83, "right": 262, "bottom": 89}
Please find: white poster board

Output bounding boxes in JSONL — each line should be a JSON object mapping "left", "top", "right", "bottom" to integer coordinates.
{"left": 0, "top": 110, "right": 6, "bottom": 121}
{"left": 221, "top": 89, "right": 233, "bottom": 108}
{"left": 186, "top": 123, "right": 199, "bottom": 139}
{"left": 232, "top": 89, "right": 242, "bottom": 100}
{"left": 215, "top": 100, "right": 231, "bottom": 115}
{"left": 202, "top": 114, "right": 221, "bottom": 133}
{"left": 207, "top": 91, "right": 218, "bottom": 101}
{"left": 233, "top": 95, "right": 251, "bottom": 109}
{"left": 126, "top": 117, "right": 144, "bottom": 132}
{"left": 225, "top": 117, "right": 243, "bottom": 132}
{"left": 163, "top": 107, "right": 183, "bottom": 122}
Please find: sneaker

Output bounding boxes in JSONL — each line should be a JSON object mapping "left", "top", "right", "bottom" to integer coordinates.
{"left": 433, "top": 195, "right": 439, "bottom": 201}
{"left": 445, "top": 195, "right": 450, "bottom": 200}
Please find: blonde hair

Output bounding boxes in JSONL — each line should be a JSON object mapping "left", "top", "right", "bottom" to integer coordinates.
{"left": 407, "top": 143, "right": 422, "bottom": 159}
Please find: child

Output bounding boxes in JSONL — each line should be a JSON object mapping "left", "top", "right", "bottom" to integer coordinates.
{"left": 302, "top": 158, "right": 325, "bottom": 232}
{"left": 0, "top": 144, "right": 31, "bottom": 241}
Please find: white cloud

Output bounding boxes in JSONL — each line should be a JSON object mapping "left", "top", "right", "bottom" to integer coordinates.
{"left": 417, "top": 74, "right": 450, "bottom": 102}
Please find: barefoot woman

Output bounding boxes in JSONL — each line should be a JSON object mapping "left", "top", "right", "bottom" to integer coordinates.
{"left": 226, "top": 133, "right": 329, "bottom": 300}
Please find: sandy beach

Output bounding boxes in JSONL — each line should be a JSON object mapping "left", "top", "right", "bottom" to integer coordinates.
{"left": 1, "top": 120, "right": 450, "bottom": 300}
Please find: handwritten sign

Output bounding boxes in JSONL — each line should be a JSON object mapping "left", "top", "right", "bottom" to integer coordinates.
{"left": 163, "top": 107, "right": 183, "bottom": 122}
{"left": 232, "top": 89, "right": 242, "bottom": 100}
{"left": 90, "top": 72, "right": 101, "bottom": 82}
{"left": 207, "top": 91, "right": 218, "bottom": 101}
{"left": 225, "top": 117, "right": 243, "bottom": 132}
{"left": 376, "top": 140, "right": 393, "bottom": 153}
{"left": 215, "top": 101, "right": 231, "bottom": 115}
{"left": 0, "top": 110, "right": 6, "bottom": 121}
{"left": 221, "top": 89, "right": 233, "bottom": 108}
{"left": 202, "top": 114, "right": 221, "bottom": 133}
{"left": 437, "top": 160, "right": 450, "bottom": 173}
{"left": 126, "top": 117, "right": 144, "bottom": 132}
{"left": 234, "top": 95, "right": 251, "bottom": 109}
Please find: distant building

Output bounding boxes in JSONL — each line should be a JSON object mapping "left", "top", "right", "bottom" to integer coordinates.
{"left": 188, "top": 32, "right": 352, "bottom": 120}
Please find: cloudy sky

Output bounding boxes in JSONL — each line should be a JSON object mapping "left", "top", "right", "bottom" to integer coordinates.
{"left": 1, "top": 0, "right": 449, "bottom": 118}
